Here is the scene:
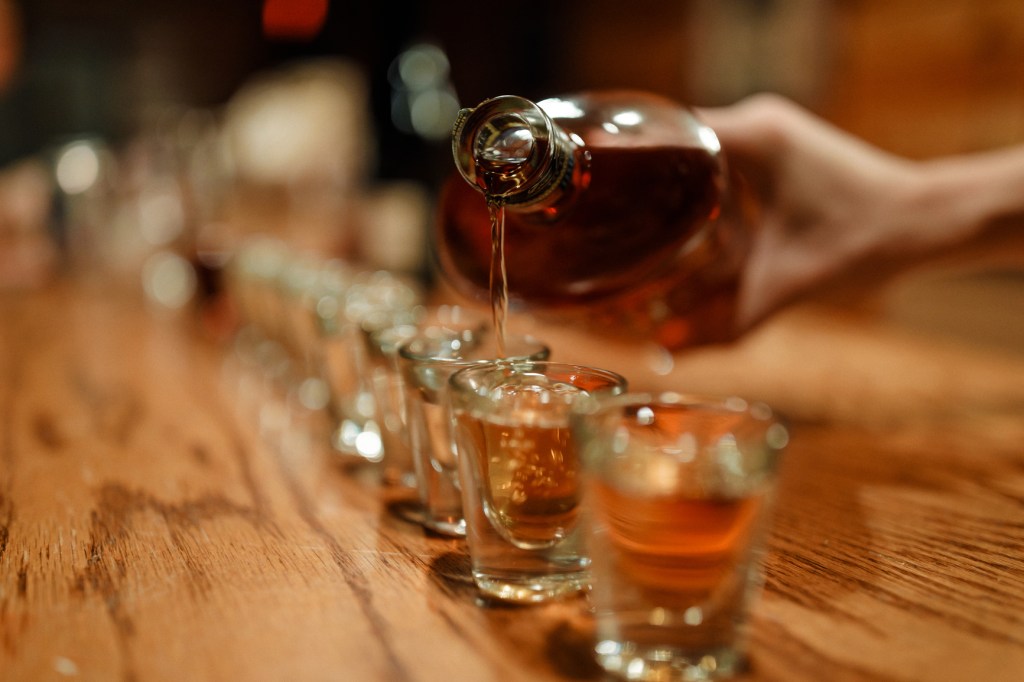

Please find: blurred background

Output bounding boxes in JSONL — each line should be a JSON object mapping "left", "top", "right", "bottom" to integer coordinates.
{"left": 0, "top": 0, "right": 1022, "bottom": 349}
{"left": 4, "top": 0, "right": 1023, "bottom": 163}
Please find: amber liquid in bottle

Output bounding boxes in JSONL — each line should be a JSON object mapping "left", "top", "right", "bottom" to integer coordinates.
{"left": 443, "top": 144, "right": 718, "bottom": 298}
{"left": 441, "top": 143, "right": 745, "bottom": 349}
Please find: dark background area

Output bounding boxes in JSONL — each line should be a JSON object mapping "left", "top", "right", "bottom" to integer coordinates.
{"left": 1, "top": 0, "right": 1022, "bottom": 181}
{"left": 0, "top": 0, "right": 572, "bottom": 181}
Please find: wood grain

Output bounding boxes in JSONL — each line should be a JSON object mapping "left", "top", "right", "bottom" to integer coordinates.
{"left": 2, "top": 277, "right": 1023, "bottom": 681}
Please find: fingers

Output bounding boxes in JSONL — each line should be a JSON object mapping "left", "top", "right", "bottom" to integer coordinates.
{"left": 695, "top": 93, "right": 799, "bottom": 157}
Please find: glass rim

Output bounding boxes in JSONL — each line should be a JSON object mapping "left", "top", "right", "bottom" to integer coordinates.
{"left": 449, "top": 359, "right": 628, "bottom": 396}
{"left": 572, "top": 390, "right": 778, "bottom": 417}
{"left": 397, "top": 330, "right": 548, "bottom": 364}
{"left": 571, "top": 390, "right": 790, "bottom": 447}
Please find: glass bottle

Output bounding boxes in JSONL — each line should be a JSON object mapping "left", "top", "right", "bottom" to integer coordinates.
{"left": 436, "top": 90, "right": 756, "bottom": 350}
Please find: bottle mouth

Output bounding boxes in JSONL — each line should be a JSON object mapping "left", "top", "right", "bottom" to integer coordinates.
{"left": 452, "top": 95, "right": 555, "bottom": 199}
{"left": 475, "top": 115, "right": 535, "bottom": 167}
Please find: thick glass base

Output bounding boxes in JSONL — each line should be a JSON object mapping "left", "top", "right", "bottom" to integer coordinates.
{"left": 422, "top": 516, "right": 466, "bottom": 537}
{"left": 473, "top": 571, "right": 588, "bottom": 604}
{"left": 594, "top": 640, "right": 746, "bottom": 681}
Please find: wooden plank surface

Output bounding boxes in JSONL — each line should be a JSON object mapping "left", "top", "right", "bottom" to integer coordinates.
{"left": 2, "top": 276, "right": 1023, "bottom": 681}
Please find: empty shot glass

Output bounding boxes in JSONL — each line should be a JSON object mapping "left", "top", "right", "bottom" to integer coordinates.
{"left": 316, "top": 268, "right": 423, "bottom": 464}
{"left": 364, "top": 306, "right": 489, "bottom": 489}
{"left": 398, "top": 329, "right": 549, "bottom": 537}
{"left": 363, "top": 322, "right": 420, "bottom": 488}
{"left": 571, "top": 393, "right": 788, "bottom": 681}
{"left": 449, "top": 361, "right": 627, "bottom": 603}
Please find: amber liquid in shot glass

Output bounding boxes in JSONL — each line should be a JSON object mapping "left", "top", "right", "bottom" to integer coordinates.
{"left": 574, "top": 395, "right": 787, "bottom": 680}
{"left": 450, "top": 361, "right": 627, "bottom": 603}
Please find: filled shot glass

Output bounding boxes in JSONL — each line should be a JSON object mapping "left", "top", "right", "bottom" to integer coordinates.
{"left": 571, "top": 393, "right": 788, "bottom": 680}
{"left": 449, "top": 361, "right": 627, "bottom": 603}
{"left": 398, "top": 328, "right": 549, "bottom": 537}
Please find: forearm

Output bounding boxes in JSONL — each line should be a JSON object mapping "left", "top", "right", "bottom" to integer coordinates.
{"left": 903, "top": 145, "right": 1024, "bottom": 256}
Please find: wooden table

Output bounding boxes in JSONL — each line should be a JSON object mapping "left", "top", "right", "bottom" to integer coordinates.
{"left": 2, "top": 275, "right": 1023, "bottom": 681}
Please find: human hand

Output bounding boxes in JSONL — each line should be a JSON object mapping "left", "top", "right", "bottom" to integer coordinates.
{"left": 698, "top": 94, "right": 923, "bottom": 329}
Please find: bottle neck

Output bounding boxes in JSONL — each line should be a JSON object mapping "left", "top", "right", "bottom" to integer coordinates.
{"left": 451, "top": 95, "right": 580, "bottom": 209}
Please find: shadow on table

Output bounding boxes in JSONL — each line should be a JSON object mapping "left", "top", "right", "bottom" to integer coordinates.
{"left": 426, "top": 550, "right": 604, "bottom": 679}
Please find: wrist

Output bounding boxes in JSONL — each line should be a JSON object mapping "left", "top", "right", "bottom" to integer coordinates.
{"left": 910, "top": 147, "right": 1024, "bottom": 252}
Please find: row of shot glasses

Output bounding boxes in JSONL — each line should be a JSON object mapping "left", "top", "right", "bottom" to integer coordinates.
{"left": 222, "top": 237, "right": 789, "bottom": 681}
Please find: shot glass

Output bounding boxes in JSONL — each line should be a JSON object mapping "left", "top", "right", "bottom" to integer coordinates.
{"left": 365, "top": 306, "right": 488, "bottom": 489}
{"left": 316, "top": 269, "right": 422, "bottom": 463}
{"left": 398, "top": 329, "right": 549, "bottom": 537}
{"left": 449, "top": 361, "right": 627, "bottom": 603}
{"left": 363, "top": 322, "right": 420, "bottom": 488}
{"left": 571, "top": 393, "right": 788, "bottom": 680}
